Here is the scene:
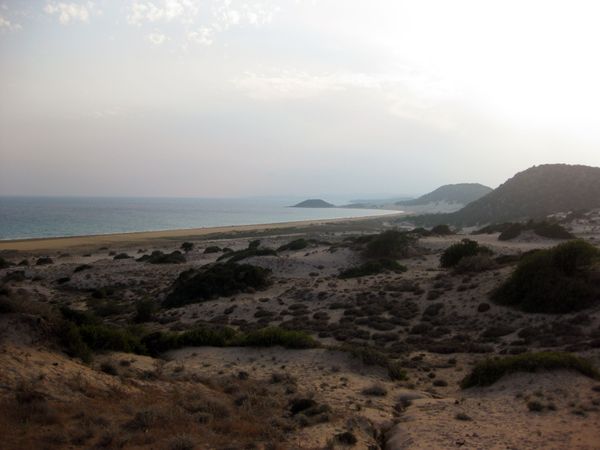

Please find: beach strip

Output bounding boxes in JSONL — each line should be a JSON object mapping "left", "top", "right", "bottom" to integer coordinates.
{"left": 0, "top": 212, "right": 404, "bottom": 252}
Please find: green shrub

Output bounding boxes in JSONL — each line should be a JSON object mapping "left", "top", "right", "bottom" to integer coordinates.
{"left": 344, "top": 345, "right": 388, "bottom": 366}
{"left": 527, "top": 400, "right": 544, "bottom": 412}
{"left": 134, "top": 299, "right": 157, "bottom": 323}
{"left": 440, "top": 239, "right": 492, "bottom": 268}
{"left": 277, "top": 238, "right": 309, "bottom": 252}
{"left": 178, "top": 326, "right": 237, "bottom": 348}
{"left": 363, "top": 230, "right": 415, "bottom": 259}
{"left": 0, "top": 297, "right": 16, "bottom": 314}
{"left": 454, "top": 254, "right": 497, "bottom": 273}
{"left": 217, "top": 247, "right": 277, "bottom": 263}
{"left": 339, "top": 259, "right": 407, "bottom": 279}
{"left": 203, "top": 246, "right": 221, "bottom": 254}
{"left": 58, "top": 321, "right": 92, "bottom": 363}
{"left": 461, "top": 352, "right": 600, "bottom": 388}
{"left": 0, "top": 257, "right": 12, "bottom": 269}
{"left": 141, "top": 331, "right": 179, "bottom": 356}
{"left": 342, "top": 344, "right": 407, "bottom": 381}
{"left": 180, "top": 242, "right": 194, "bottom": 252}
{"left": 410, "top": 227, "right": 432, "bottom": 237}
{"left": 78, "top": 324, "right": 146, "bottom": 354}
{"left": 216, "top": 238, "right": 277, "bottom": 263}
{"left": 73, "top": 264, "right": 92, "bottom": 273}
{"left": 163, "top": 263, "right": 272, "bottom": 308}
{"left": 59, "top": 306, "right": 100, "bottom": 326}
{"left": 431, "top": 224, "right": 453, "bottom": 235}
{"left": 492, "top": 240, "right": 600, "bottom": 313}
{"left": 531, "top": 221, "right": 574, "bottom": 240}
{"left": 137, "top": 250, "right": 186, "bottom": 264}
{"left": 387, "top": 361, "right": 408, "bottom": 381}
{"left": 498, "top": 223, "right": 523, "bottom": 241}
{"left": 142, "top": 326, "right": 316, "bottom": 356}
{"left": 498, "top": 221, "right": 574, "bottom": 241}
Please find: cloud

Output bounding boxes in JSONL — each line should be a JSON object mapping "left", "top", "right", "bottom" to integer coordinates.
{"left": 127, "top": 0, "right": 280, "bottom": 46}
{"left": 146, "top": 31, "right": 167, "bottom": 44}
{"left": 127, "top": 0, "right": 200, "bottom": 26}
{"left": 233, "top": 70, "right": 345, "bottom": 100}
{"left": 0, "top": 14, "right": 22, "bottom": 31}
{"left": 187, "top": 27, "right": 213, "bottom": 46}
{"left": 233, "top": 68, "right": 460, "bottom": 130}
{"left": 44, "top": 2, "right": 95, "bottom": 25}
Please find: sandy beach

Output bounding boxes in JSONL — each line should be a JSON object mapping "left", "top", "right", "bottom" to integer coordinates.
{"left": 0, "top": 212, "right": 404, "bottom": 252}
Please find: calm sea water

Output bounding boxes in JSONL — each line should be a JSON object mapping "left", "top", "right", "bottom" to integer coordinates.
{"left": 0, "top": 197, "right": 396, "bottom": 241}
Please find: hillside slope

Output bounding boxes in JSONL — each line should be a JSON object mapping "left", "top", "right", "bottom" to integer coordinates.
{"left": 397, "top": 183, "right": 492, "bottom": 206}
{"left": 292, "top": 199, "right": 335, "bottom": 208}
{"left": 413, "top": 164, "right": 600, "bottom": 226}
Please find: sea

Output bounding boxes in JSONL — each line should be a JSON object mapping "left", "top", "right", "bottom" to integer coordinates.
{"left": 0, "top": 196, "right": 397, "bottom": 241}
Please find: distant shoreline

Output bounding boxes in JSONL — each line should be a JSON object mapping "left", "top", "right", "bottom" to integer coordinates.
{"left": 0, "top": 211, "right": 404, "bottom": 252}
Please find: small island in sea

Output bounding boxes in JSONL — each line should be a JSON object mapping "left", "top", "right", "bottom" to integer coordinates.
{"left": 291, "top": 199, "right": 335, "bottom": 208}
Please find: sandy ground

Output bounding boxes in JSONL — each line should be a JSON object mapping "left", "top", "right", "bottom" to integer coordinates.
{"left": 1, "top": 212, "right": 600, "bottom": 449}
{"left": 0, "top": 212, "right": 403, "bottom": 252}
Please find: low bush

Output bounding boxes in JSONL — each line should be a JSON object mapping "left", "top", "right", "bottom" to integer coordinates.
{"left": 277, "top": 238, "right": 309, "bottom": 252}
{"left": 78, "top": 324, "right": 146, "bottom": 354}
{"left": 203, "top": 246, "right": 221, "bottom": 254}
{"left": 180, "top": 242, "right": 194, "bottom": 252}
{"left": 533, "top": 221, "right": 574, "bottom": 240}
{"left": 492, "top": 240, "right": 600, "bottom": 313}
{"left": 73, "top": 264, "right": 92, "bottom": 273}
{"left": 143, "top": 326, "right": 316, "bottom": 356}
{"left": 217, "top": 244, "right": 277, "bottom": 263}
{"left": 461, "top": 352, "right": 600, "bottom": 388}
{"left": 235, "top": 327, "right": 318, "bottom": 349}
{"left": 137, "top": 250, "right": 186, "bottom": 264}
{"left": 364, "top": 230, "right": 416, "bottom": 259}
{"left": 431, "top": 224, "right": 453, "bottom": 235}
{"left": 454, "top": 254, "right": 497, "bottom": 273}
{"left": 0, "top": 257, "right": 12, "bottom": 269}
{"left": 36, "top": 257, "right": 54, "bottom": 265}
{"left": 342, "top": 344, "right": 407, "bottom": 381}
{"left": 134, "top": 299, "right": 157, "bottom": 323}
{"left": 498, "top": 221, "right": 574, "bottom": 241}
{"left": 59, "top": 306, "right": 100, "bottom": 326}
{"left": 163, "top": 263, "right": 272, "bottom": 308}
{"left": 440, "top": 239, "right": 492, "bottom": 268}
{"left": 58, "top": 321, "right": 93, "bottom": 363}
{"left": 178, "top": 326, "right": 237, "bottom": 348}
{"left": 339, "top": 259, "right": 407, "bottom": 279}
{"left": 498, "top": 223, "right": 523, "bottom": 241}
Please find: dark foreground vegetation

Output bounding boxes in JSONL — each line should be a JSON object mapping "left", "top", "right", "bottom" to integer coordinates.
{"left": 339, "top": 259, "right": 407, "bottom": 279}
{"left": 163, "top": 263, "right": 272, "bottom": 308}
{"left": 137, "top": 250, "right": 186, "bottom": 264}
{"left": 475, "top": 220, "right": 574, "bottom": 241}
{"left": 217, "top": 240, "right": 277, "bottom": 263}
{"left": 440, "top": 239, "right": 492, "bottom": 268}
{"left": 493, "top": 240, "right": 600, "bottom": 313}
{"left": 59, "top": 307, "right": 318, "bottom": 362}
{"left": 461, "top": 352, "right": 600, "bottom": 388}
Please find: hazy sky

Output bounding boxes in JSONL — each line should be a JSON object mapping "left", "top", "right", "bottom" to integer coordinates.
{"left": 1, "top": 0, "right": 600, "bottom": 198}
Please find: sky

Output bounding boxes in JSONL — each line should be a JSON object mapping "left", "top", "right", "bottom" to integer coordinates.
{"left": 1, "top": 0, "right": 600, "bottom": 198}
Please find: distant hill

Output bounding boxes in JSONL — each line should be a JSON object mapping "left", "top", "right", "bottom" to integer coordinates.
{"left": 413, "top": 164, "right": 600, "bottom": 227}
{"left": 396, "top": 183, "right": 492, "bottom": 206}
{"left": 292, "top": 199, "right": 335, "bottom": 208}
